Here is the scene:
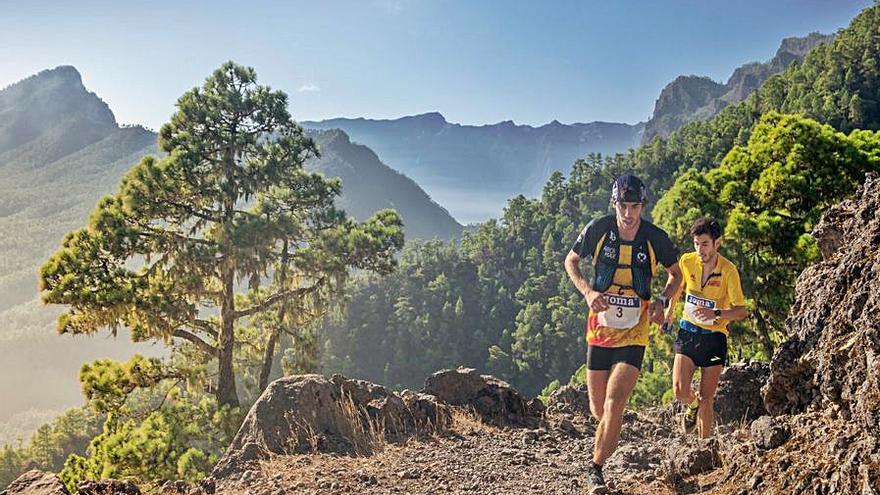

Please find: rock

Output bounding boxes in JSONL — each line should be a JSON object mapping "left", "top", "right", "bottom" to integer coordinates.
{"left": 156, "top": 480, "right": 188, "bottom": 494}
{"left": 812, "top": 197, "right": 857, "bottom": 260}
{"left": 762, "top": 339, "right": 817, "bottom": 415}
{"left": 750, "top": 416, "right": 791, "bottom": 450}
{"left": 714, "top": 361, "right": 769, "bottom": 424}
{"left": 546, "top": 384, "right": 590, "bottom": 416}
{"left": 212, "top": 374, "right": 446, "bottom": 482}
{"left": 2, "top": 470, "right": 69, "bottom": 495}
{"left": 528, "top": 398, "right": 546, "bottom": 415}
{"left": 75, "top": 480, "right": 140, "bottom": 495}
{"left": 400, "top": 390, "right": 452, "bottom": 430}
{"left": 423, "top": 367, "right": 539, "bottom": 426}
{"left": 727, "top": 174, "right": 880, "bottom": 491}
{"left": 668, "top": 439, "right": 721, "bottom": 477}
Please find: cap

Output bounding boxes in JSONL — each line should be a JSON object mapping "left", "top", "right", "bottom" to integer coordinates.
{"left": 610, "top": 174, "right": 647, "bottom": 203}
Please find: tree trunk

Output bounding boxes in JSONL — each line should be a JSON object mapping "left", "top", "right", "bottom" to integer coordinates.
{"left": 753, "top": 306, "right": 775, "bottom": 359}
{"left": 258, "top": 327, "right": 281, "bottom": 393}
{"left": 217, "top": 263, "right": 239, "bottom": 406}
{"left": 258, "top": 240, "right": 289, "bottom": 393}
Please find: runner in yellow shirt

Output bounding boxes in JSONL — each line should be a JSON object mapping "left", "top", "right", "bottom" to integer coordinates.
{"left": 668, "top": 217, "right": 748, "bottom": 438}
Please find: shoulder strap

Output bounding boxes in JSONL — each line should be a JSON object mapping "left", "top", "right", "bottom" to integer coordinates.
{"left": 591, "top": 226, "right": 619, "bottom": 294}
{"left": 629, "top": 234, "right": 653, "bottom": 300}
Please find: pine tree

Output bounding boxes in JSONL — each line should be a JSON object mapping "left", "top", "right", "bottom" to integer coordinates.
{"left": 40, "top": 62, "right": 404, "bottom": 406}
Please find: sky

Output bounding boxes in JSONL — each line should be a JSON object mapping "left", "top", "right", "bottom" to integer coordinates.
{"left": 0, "top": 0, "right": 872, "bottom": 130}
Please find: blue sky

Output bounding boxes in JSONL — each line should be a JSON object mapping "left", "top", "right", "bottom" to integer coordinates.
{"left": 0, "top": 0, "right": 871, "bottom": 129}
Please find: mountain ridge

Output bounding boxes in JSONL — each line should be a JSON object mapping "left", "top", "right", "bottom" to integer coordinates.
{"left": 303, "top": 113, "right": 645, "bottom": 223}
{"left": 642, "top": 31, "right": 835, "bottom": 142}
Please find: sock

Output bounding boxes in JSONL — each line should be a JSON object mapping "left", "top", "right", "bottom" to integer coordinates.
{"left": 591, "top": 462, "right": 603, "bottom": 472}
{"left": 688, "top": 398, "right": 699, "bottom": 410}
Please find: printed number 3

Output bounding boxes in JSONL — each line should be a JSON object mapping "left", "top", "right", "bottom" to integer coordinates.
{"left": 616, "top": 307, "right": 623, "bottom": 318}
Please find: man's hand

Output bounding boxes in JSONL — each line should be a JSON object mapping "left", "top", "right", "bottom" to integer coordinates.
{"left": 660, "top": 311, "right": 674, "bottom": 333}
{"left": 586, "top": 289, "right": 609, "bottom": 313}
{"left": 693, "top": 307, "right": 717, "bottom": 321}
{"left": 648, "top": 299, "right": 665, "bottom": 324}
{"left": 664, "top": 299, "right": 676, "bottom": 321}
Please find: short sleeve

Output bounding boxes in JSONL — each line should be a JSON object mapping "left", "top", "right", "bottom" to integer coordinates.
{"left": 571, "top": 217, "right": 604, "bottom": 259}
{"left": 727, "top": 266, "right": 746, "bottom": 307}
{"left": 677, "top": 258, "right": 687, "bottom": 291}
{"left": 649, "top": 227, "right": 680, "bottom": 268}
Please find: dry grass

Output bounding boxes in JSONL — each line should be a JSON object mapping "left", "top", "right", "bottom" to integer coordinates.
{"left": 336, "top": 393, "right": 388, "bottom": 455}
{"left": 446, "top": 406, "right": 493, "bottom": 436}
{"left": 280, "top": 393, "right": 390, "bottom": 456}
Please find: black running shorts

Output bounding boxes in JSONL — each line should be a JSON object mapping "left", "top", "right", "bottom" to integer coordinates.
{"left": 674, "top": 330, "right": 728, "bottom": 368}
{"left": 586, "top": 344, "right": 646, "bottom": 371}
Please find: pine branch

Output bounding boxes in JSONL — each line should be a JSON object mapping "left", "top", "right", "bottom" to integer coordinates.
{"left": 173, "top": 329, "right": 218, "bottom": 355}
{"left": 234, "top": 278, "right": 325, "bottom": 319}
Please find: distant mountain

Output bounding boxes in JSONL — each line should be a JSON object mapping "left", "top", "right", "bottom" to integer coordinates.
{"left": 0, "top": 66, "right": 460, "bottom": 421}
{"left": 0, "top": 66, "right": 154, "bottom": 310}
{"left": 303, "top": 114, "right": 644, "bottom": 223}
{"left": 642, "top": 32, "right": 835, "bottom": 143}
{"left": 307, "top": 129, "right": 462, "bottom": 240}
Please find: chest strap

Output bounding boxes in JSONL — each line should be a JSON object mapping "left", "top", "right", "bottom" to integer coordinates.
{"left": 592, "top": 224, "right": 653, "bottom": 301}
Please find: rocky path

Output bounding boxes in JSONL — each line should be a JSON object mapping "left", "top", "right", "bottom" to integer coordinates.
{"left": 213, "top": 408, "right": 739, "bottom": 495}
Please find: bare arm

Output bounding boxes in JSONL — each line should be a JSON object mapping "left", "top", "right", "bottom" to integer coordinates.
{"left": 564, "top": 250, "right": 608, "bottom": 313}
{"left": 650, "top": 262, "right": 683, "bottom": 324}
{"left": 719, "top": 305, "right": 749, "bottom": 322}
{"left": 663, "top": 263, "right": 685, "bottom": 322}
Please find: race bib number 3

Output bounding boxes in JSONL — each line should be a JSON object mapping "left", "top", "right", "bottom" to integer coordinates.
{"left": 598, "top": 294, "right": 642, "bottom": 329}
{"left": 685, "top": 293, "right": 717, "bottom": 324}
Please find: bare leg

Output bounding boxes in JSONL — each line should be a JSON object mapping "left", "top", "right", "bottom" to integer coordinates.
{"left": 673, "top": 354, "right": 698, "bottom": 405}
{"left": 587, "top": 369, "right": 610, "bottom": 421}
{"left": 697, "top": 365, "right": 723, "bottom": 438}
{"left": 593, "top": 363, "right": 640, "bottom": 465}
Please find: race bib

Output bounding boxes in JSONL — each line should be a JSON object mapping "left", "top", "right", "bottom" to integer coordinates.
{"left": 685, "top": 293, "right": 717, "bottom": 324}
{"left": 598, "top": 294, "right": 642, "bottom": 329}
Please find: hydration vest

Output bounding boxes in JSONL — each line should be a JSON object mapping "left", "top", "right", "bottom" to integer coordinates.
{"left": 591, "top": 224, "right": 654, "bottom": 301}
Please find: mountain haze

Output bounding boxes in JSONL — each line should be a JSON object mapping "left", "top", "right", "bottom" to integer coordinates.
{"left": 307, "top": 129, "right": 462, "bottom": 240}
{"left": 303, "top": 114, "right": 645, "bottom": 223}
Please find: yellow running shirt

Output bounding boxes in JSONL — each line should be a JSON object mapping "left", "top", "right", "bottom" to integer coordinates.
{"left": 571, "top": 215, "right": 679, "bottom": 348}
{"left": 678, "top": 252, "right": 746, "bottom": 335}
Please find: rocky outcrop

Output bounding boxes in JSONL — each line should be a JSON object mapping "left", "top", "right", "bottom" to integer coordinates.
{"left": 763, "top": 173, "right": 880, "bottom": 425}
{"left": 1, "top": 470, "right": 68, "bottom": 495}
{"left": 212, "top": 374, "right": 450, "bottom": 481}
{"left": 210, "top": 367, "right": 547, "bottom": 491}
{"left": 546, "top": 384, "right": 590, "bottom": 416}
{"left": 1, "top": 471, "right": 144, "bottom": 495}
{"left": 721, "top": 173, "right": 880, "bottom": 493}
{"left": 713, "top": 360, "right": 769, "bottom": 424}
{"left": 423, "top": 367, "right": 541, "bottom": 427}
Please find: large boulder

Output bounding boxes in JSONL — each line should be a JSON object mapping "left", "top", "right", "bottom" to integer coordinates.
{"left": 713, "top": 360, "right": 769, "bottom": 424}
{"left": 1, "top": 470, "right": 68, "bottom": 495}
{"left": 423, "top": 367, "right": 540, "bottom": 426}
{"left": 212, "top": 374, "right": 449, "bottom": 480}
